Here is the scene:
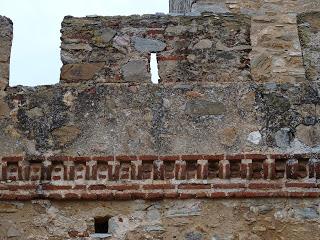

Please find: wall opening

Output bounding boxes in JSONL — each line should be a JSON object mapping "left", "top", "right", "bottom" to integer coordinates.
{"left": 150, "top": 53, "right": 160, "bottom": 84}
{"left": 94, "top": 216, "right": 110, "bottom": 234}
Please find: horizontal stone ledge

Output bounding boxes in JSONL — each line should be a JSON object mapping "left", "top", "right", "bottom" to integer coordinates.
{"left": 1, "top": 186, "right": 320, "bottom": 201}
{"left": 1, "top": 152, "right": 319, "bottom": 162}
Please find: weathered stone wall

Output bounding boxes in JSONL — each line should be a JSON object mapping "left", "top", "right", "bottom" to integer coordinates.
{"left": 1, "top": 199, "right": 320, "bottom": 240}
{"left": 60, "top": 14, "right": 251, "bottom": 84}
{"left": 171, "top": 0, "right": 320, "bottom": 83}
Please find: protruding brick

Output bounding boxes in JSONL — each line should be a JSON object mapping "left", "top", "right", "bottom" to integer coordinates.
{"left": 263, "top": 158, "right": 276, "bottom": 179}
{"left": 219, "top": 160, "right": 230, "bottom": 179}
{"left": 240, "top": 159, "right": 252, "bottom": 179}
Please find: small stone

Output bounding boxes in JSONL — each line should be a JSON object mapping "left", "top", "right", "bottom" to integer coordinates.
{"left": 274, "top": 128, "right": 292, "bottom": 148}
{"left": 303, "top": 116, "right": 317, "bottom": 126}
{"left": 52, "top": 125, "right": 81, "bottom": 146}
{"left": 60, "top": 63, "right": 104, "bottom": 82}
{"left": 296, "top": 124, "right": 320, "bottom": 147}
{"left": 101, "top": 28, "right": 117, "bottom": 43}
{"left": 252, "top": 226, "right": 267, "bottom": 232}
{"left": 193, "top": 39, "right": 212, "bottom": 49}
{"left": 185, "top": 231, "right": 203, "bottom": 240}
{"left": 165, "top": 25, "right": 188, "bottom": 35}
{"left": 247, "top": 131, "right": 262, "bottom": 145}
{"left": 133, "top": 37, "right": 166, "bottom": 53}
{"left": 221, "top": 127, "right": 238, "bottom": 147}
{"left": 121, "top": 60, "right": 150, "bottom": 82}
{"left": 294, "top": 207, "right": 319, "bottom": 220}
{"left": 61, "top": 43, "right": 92, "bottom": 51}
{"left": 7, "top": 226, "right": 21, "bottom": 238}
{"left": 0, "top": 203, "right": 18, "bottom": 213}
{"left": 185, "top": 100, "right": 225, "bottom": 117}
{"left": 166, "top": 201, "right": 202, "bottom": 218}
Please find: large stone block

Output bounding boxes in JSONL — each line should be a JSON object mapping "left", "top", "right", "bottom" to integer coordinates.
{"left": 298, "top": 12, "right": 320, "bottom": 82}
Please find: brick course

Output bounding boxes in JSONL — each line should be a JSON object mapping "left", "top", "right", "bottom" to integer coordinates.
{"left": 0, "top": 153, "right": 319, "bottom": 201}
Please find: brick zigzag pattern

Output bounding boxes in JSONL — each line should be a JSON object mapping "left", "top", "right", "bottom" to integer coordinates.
{"left": 1, "top": 153, "right": 320, "bottom": 201}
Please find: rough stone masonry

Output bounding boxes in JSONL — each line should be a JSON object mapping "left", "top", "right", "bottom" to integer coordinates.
{"left": 0, "top": 0, "right": 320, "bottom": 239}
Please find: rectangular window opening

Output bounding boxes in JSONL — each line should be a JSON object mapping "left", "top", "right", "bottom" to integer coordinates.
{"left": 150, "top": 53, "right": 159, "bottom": 84}
{"left": 94, "top": 216, "right": 110, "bottom": 234}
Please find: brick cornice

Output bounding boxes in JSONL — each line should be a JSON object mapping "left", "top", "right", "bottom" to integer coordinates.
{"left": 0, "top": 153, "right": 319, "bottom": 200}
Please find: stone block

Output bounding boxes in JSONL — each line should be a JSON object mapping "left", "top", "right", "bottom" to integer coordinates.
{"left": 60, "top": 63, "right": 104, "bottom": 82}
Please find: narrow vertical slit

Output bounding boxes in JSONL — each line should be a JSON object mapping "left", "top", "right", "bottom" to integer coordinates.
{"left": 150, "top": 53, "right": 159, "bottom": 84}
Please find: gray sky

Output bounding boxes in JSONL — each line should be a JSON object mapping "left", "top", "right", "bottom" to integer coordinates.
{"left": 1, "top": 0, "right": 169, "bottom": 86}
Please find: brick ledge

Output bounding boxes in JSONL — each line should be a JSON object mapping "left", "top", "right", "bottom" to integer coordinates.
{"left": 0, "top": 153, "right": 319, "bottom": 200}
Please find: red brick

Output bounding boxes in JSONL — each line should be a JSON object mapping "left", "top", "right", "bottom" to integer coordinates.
{"left": 65, "top": 193, "right": 80, "bottom": 200}
{"left": 179, "top": 193, "right": 196, "bottom": 199}
{"left": 88, "top": 185, "right": 107, "bottom": 190}
{"left": 159, "top": 155, "right": 180, "bottom": 161}
{"left": 42, "top": 185, "right": 72, "bottom": 191}
{"left": 131, "top": 192, "right": 146, "bottom": 199}
{"left": 139, "top": 155, "right": 158, "bottom": 161}
{"left": 114, "top": 192, "right": 132, "bottom": 200}
{"left": 226, "top": 154, "right": 244, "bottom": 161}
{"left": 70, "top": 156, "right": 90, "bottom": 162}
{"left": 8, "top": 184, "right": 36, "bottom": 191}
{"left": 271, "top": 154, "right": 290, "bottom": 160}
{"left": 68, "top": 231, "right": 80, "bottom": 238}
{"left": 2, "top": 156, "right": 23, "bottom": 162}
{"left": 106, "top": 184, "right": 140, "bottom": 191}
{"left": 178, "top": 184, "right": 211, "bottom": 190}
{"left": 52, "top": 176, "right": 62, "bottom": 181}
{"left": 245, "top": 154, "right": 267, "bottom": 160}
{"left": 48, "top": 193, "right": 63, "bottom": 200}
{"left": 48, "top": 156, "right": 69, "bottom": 162}
{"left": 304, "top": 192, "right": 320, "bottom": 198}
{"left": 145, "top": 192, "right": 164, "bottom": 200}
{"left": 248, "top": 182, "right": 282, "bottom": 190}
{"left": 287, "top": 192, "right": 306, "bottom": 198}
{"left": 196, "top": 192, "right": 208, "bottom": 198}
{"left": 0, "top": 184, "right": 8, "bottom": 190}
{"left": 16, "top": 195, "right": 34, "bottom": 201}
{"left": 116, "top": 155, "right": 137, "bottom": 161}
{"left": 212, "top": 183, "right": 246, "bottom": 189}
{"left": 181, "top": 155, "right": 203, "bottom": 161}
{"left": 0, "top": 194, "right": 17, "bottom": 200}
{"left": 92, "top": 156, "right": 114, "bottom": 161}
{"left": 210, "top": 192, "right": 227, "bottom": 198}
{"left": 241, "top": 191, "right": 272, "bottom": 198}
{"left": 97, "top": 193, "right": 114, "bottom": 200}
{"left": 285, "top": 182, "right": 317, "bottom": 188}
{"left": 80, "top": 193, "right": 97, "bottom": 200}
{"left": 164, "top": 192, "right": 179, "bottom": 198}
{"left": 73, "top": 185, "right": 87, "bottom": 190}
{"left": 203, "top": 155, "right": 224, "bottom": 161}
{"left": 142, "top": 184, "right": 175, "bottom": 190}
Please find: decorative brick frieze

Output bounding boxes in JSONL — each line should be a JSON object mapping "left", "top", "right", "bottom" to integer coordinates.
{"left": 0, "top": 153, "right": 319, "bottom": 201}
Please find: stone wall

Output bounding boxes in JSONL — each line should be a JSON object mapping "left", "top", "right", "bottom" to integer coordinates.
{"left": 171, "top": 0, "right": 320, "bottom": 83}
{"left": 0, "top": 16, "right": 13, "bottom": 91}
{"left": 60, "top": 14, "right": 251, "bottom": 84}
{"left": 1, "top": 199, "right": 320, "bottom": 240}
